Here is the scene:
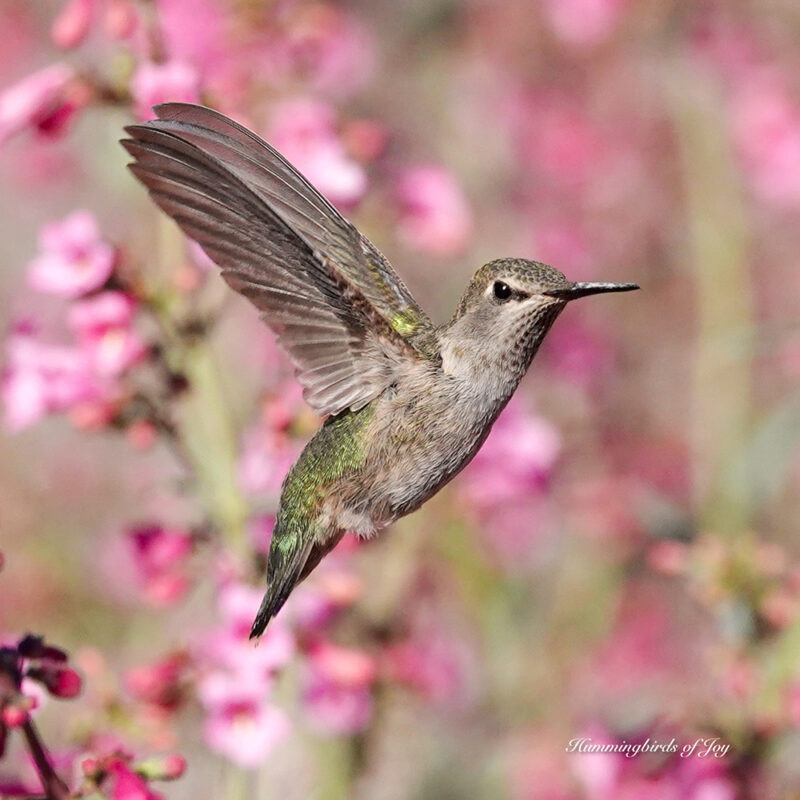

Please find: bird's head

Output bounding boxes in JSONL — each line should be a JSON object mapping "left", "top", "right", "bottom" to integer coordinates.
{"left": 443, "top": 258, "right": 638, "bottom": 385}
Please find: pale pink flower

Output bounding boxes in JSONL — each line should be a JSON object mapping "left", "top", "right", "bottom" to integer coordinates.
{"left": 27, "top": 211, "right": 115, "bottom": 297}
{"left": 302, "top": 642, "right": 376, "bottom": 735}
{"left": 0, "top": 63, "right": 76, "bottom": 144}
{"left": 238, "top": 425, "right": 301, "bottom": 499}
{"left": 2, "top": 324, "right": 102, "bottom": 431}
{"left": 290, "top": 7, "right": 376, "bottom": 98}
{"left": 51, "top": 0, "right": 94, "bottom": 50}
{"left": 269, "top": 99, "right": 366, "bottom": 209}
{"left": 731, "top": 69, "right": 800, "bottom": 208}
{"left": 68, "top": 292, "right": 146, "bottom": 376}
{"left": 126, "top": 525, "right": 194, "bottom": 606}
{"left": 203, "top": 582, "right": 295, "bottom": 677}
{"left": 541, "top": 0, "right": 628, "bottom": 47}
{"left": 460, "top": 399, "right": 561, "bottom": 512}
{"left": 396, "top": 165, "right": 472, "bottom": 257}
{"left": 131, "top": 60, "right": 200, "bottom": 120}
{"left": 197, "top": 672, "right": 289, "bottom": 768}
{"left": 104, "top": 0, "right": 139, "bottom": 40}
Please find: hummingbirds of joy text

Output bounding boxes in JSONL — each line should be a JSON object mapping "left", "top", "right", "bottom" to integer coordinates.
{"left": 122, "top": 104, "right": 638, "bottom": 637}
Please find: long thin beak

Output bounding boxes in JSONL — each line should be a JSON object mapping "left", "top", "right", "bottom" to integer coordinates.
{"left": 543, "top": 281, "right": 640, "bottom": 300}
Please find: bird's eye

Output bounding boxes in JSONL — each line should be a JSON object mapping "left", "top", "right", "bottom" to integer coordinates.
{"left": 493, "top": 281, "right": 513, "bottom": 301}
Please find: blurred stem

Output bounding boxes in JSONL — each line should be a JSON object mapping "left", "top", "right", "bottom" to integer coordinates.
{"left": 224, "top": 764, "right": 249, "bottom": 800}
{"left": 669, "top": 62, "right": 755, "bottom": 538}
{"left": 180, "top": 341, "right": 248, "bottom": 551}
{"left": 22, "top": 718, "right": 69, "bottom": 800}
{"left": 154, "top": 218, "right": 248, "bottom": 552}
{"left": 315, "top": 737, "right": 356, "bottom": 800}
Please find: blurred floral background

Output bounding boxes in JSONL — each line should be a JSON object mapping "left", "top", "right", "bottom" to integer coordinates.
{"left": 2, "top": 0, "right": 800, "bottom": 798}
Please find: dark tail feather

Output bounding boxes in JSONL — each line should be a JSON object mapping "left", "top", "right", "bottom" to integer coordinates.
{"left": 249, "top": 533, "right": 314, "bottom": 639}
{"left": 249, "top": 529, "right": 345, "bottom": 639}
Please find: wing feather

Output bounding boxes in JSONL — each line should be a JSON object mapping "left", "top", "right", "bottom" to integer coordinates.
{"left": 122, "top": 105, "right": 436, "bottom": 417}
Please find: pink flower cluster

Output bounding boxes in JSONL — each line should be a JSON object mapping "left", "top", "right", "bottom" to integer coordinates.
{"left": 194, "top": 582, "right": 293, "bottom": 767}
{"left": 2, "top": 211, "right": 145, "bottom": 432}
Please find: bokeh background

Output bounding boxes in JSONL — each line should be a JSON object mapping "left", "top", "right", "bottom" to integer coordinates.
{"left": 2, "top": 0, "right": 800, "bottom": 798}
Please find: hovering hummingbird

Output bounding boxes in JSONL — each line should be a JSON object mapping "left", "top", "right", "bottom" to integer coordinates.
{"left": 122, "top": 103, "right": 638, "bottom": 638}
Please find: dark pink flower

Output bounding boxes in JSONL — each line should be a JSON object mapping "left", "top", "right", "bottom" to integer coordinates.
{"left": 396, "top": 165, "right": 472, "bottom": 257}
{"left": 124, "top": 652, "right": 189, "bottom": 711}
{"left": 127, "top": 525, "right": 194, "bottom": 606}
{"left": 27, "top": 211, "right": 115, "bottom": 297}
{"left": 0, "top": 63, "right": 76, "bottom": 144}
{"left": 68, "top": 292, "right": 146, "bottom": 376}
{"left": 269, "top": 99, "right": 366, "bottom": 209}
{"left": 109, "top": 761, "right": 164, "bottom": 800}
{"left": 131, "top": 60, "right": 200, "bottom": 120}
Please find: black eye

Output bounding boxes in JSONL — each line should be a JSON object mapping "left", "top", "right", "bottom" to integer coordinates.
{"left": 493, "top": 281, "right": 513, "bottom": 301}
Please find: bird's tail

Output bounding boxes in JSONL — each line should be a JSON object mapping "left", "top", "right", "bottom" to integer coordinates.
{"left": 249, "top": 523, "right": 343, "bottom": 639}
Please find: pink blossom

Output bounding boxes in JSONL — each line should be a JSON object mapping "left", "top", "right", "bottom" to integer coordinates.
{"left": 198, "top": 672, "right": 289, "bottom": 767}
{"left": 396, "top": 165, "right": 472, "bottom": 257}
{"left": 124, "top": 652, "right": 189, "bottom": 711}
{"left": 269, "top": 99, "right": 366, "bottom": 209}
{"left": 2, "top": 324, "right": 104, "bottom": 431}
{"left": 27, "top": 211, "right": 115, "bottom": 297}
{"left": 302, "top": 642, "right": 375, "bottom": 735}
{"left": 51, "top": 0, "right": 94, "bottom": 50}
{"left": 131, "top": 60, "right": 200, "bottom": 120}
{"left": 541, "top": 0, "right": 628, "bottom": 47}
{"left": 0, "top": 63, "right": 76, "bottom": 144}
{"left": 68, "top": 292, "right": 146, "bottom": 376}
{"left": 460, "top": 399, "right": 560, "bottom": 512}
{"left": 126, "top": 525, "right": 194, "bottom": 606}
{"left": 201, "top": 582, "right": 295, "bottom": 677}
{"left": 109, "top": 761, "right": 163, "bottom": 800}
{"left": 731, "top": 69, "right": 800, "bottom": 208}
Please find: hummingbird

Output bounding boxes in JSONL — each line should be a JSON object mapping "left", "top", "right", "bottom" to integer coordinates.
{"left": 121, "top": 103, "right": 638, "bottom": 638}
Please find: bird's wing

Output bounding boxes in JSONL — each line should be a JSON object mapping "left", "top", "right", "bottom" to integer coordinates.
{"left": 121, "top": 103, "right": 436, "bottom": 417}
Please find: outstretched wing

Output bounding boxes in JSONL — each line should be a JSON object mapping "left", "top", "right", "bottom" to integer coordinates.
{"left": 121, "top": 103, "right": 436, "bottom": 417}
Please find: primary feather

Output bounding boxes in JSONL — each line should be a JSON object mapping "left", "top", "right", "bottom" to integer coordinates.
{"left": 122, "top": 102, "right": 434, "bottom": 417}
